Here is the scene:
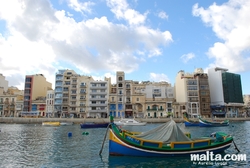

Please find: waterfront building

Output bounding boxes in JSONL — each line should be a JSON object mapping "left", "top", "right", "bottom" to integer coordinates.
{"left": 208, "top": 67, "right": 244, "bottom": 117}
{"left": 0, "top": 74, "right": 8, "bottom": 92}
{"left": 109, "top": 71, "right": 126, "bottom": 118}
{"left": 54, "top": 69, "right": 108, "bottom": 118}
{"left": 175, "top": 68, "right": 211, "bottom": 118}
{"left": 131, "top": 81, "right": 146, "bottom": 118}
{"left": 88, "top": 78, "right": 110, "bottom": 118}
{"left": 46, "top": 89, "right": 54, "bottom": 117}
{"left": 32, "top": 96, "right": 46, "bottom": 117}
{"left": 0, "top": 87, "right": 24, "bottom": 117}
{"left": 144, "top": 81, "right": 174, "bottom": 118}
{"left": 0, "top": 88, "right": 16, "bottom": 117}
{"left": 243, "top": 95, "right": 250, "bottom": 108}
{"left": 23, "top": 74, "right": 52, "bottom": 114}
{"left": 109, "top": 71, "right": 175, "bottom": 118}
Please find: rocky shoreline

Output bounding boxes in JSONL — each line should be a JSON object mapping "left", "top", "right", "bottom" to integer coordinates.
{"left": 0, "top": 117, "right": 249, "bottom": 124}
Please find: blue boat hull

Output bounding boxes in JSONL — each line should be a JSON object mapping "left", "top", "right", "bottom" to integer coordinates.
{"left": 199, "top": 118, "right": 229, "bottom": 127}
{"left": 184, "top": 121, "right": 200, "bottom": 127}
{"left": 199, "top": 122, "right": 229, "bottom": 127}
{"left": 80, "top": 123, "right": 109, "bottom": 128}
{"left": 109, "top": 138, "right": 232, "bottom": 157}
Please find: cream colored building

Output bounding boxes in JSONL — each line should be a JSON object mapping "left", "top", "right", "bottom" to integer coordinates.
{"left": 175, "top": 68, "right": 211, "bottom": 118}
{"left": 54, "top": 69, "right": 111, "bottom": 118}
{"left": 0, "top": 87, "right": 24, "bottom": 117}
{"left": 23, "top": 74, "right": 52, "bottom": 112}
{"left": 108, "top": 71, "right": 175, "bottom": 118}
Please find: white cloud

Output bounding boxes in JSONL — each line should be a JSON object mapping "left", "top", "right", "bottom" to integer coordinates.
{"left": 149, "top": 73, "right": 170, "bottom": 82}
{"left": 180, "top": 53, "right": 195, "bottom": 63}
{"left": 67, "top": 0, "right": 95, "bottom": 14}
{"left": 193, "top": 0, "right": 250, "bottom": 72}
{"left": 0, "top": 0, "right": 172, "bottom": 89}
{"left": 158, "top": 11, "right": 168, "bottom": 20}
{"left": 107, "top": 0, "right": 147, "bottom": 26}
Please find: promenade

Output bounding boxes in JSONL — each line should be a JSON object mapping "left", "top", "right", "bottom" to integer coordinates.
{"left": 0, "top": 116, "right": 249, "bottom": 124}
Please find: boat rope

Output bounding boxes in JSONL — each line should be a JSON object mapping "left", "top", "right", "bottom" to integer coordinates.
{"left": 99, "top": 124, "right": 110, "bottom": 155}
{"left": 232, "top": 140, "right": 240, "bottom": 153}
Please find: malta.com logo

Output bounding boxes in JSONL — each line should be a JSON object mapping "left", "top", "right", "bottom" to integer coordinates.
{"left": 191, "top": 151, "right": 246, "bottom": 166}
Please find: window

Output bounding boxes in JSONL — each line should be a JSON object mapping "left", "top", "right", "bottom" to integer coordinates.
{"left": 100, "top": 101, "right": 105, "bottom": 104}
{"left": 92, "top": 83, "right": 96, "bottom": 87}
{"left": 118, "top": 77, "right": 123, "bottom": 81}
{"left": 101, "top": 83, "right": 105, "bottom": 87}
{"left": 92, "top": 101, "right": 96, "bottom": 104}
{"left": 136, "top": 98, "right": 139, "bottom": 101}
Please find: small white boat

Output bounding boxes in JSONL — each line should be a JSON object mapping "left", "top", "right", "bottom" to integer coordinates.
{"left": 60, "top": 122, "right": 74, "bottom": 126}
{"left": 114, "top": 118, "right": 147, "bottom": 126}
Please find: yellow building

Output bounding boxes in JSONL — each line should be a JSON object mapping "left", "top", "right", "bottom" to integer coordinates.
{"left": 23, "top": 74, "right": 52, "bottom": 112}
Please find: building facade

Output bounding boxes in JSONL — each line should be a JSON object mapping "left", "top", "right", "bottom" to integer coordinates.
{"left": 23, "top": 74, "right": 52, "bottom": 113}
{"left": 0, "top": 74, "right": 8, "bottom": 92}
{"left": 208, "top": 67, "right": 244, "bottom": 117}
{"left": 175, "top": 68, "right": 211, "bottom": 118}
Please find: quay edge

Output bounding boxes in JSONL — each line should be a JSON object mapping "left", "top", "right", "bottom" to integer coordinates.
{"left": 0, "top": 117, "right": 250, "bottom": 124}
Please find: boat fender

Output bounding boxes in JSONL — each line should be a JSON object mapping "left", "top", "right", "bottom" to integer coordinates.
{"left": 68, "top": 132, "right": 72, "bottom": 137}
{"left": 82, "top": 132, "right": 89, "bottom": 135}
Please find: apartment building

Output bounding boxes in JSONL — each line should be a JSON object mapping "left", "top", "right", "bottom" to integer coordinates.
{"left": 144, "top": 81, "right": 174, "bottom": 118}
{"left": 131, "top": 81, "right": 146, "bottom": 118}
{"left": 0, "top": 86, "right": 24, "bottom": 117}
{"left": 109, "top": 71, "right": 175, "bottom": 118}
{"left": 109, "top": 71, "right": 126, "bottom": 118}
{"left": 175, "top": 68, "right": 211, "bottom": 118}
{"left": 88, "top": 78, "right": 110, "bottom": 118}
{"left": 208, "top": 67, "right": 244, "bottom": 117}
{"left": 32, "top": 96, "right": 46, "bottom": 117}
{"left": 23, "top": 74, "right": 52, "bottom": 114}
{"left": 46, "top": 89, "right": 54, "bottom": 117}
{"left": 54, "top": 69, "right": 105, "bottom": 118}
{"left": 0, "top": 74, "right": 8, "bottom": 92}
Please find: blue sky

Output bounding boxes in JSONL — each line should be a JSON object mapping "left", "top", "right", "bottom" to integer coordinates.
{"left": 0, "top": 0, "right": 249, "bottom": 94}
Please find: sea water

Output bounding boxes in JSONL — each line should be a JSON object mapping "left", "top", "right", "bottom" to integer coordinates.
{"left": 0, "top": 121, "right": 249, "bottom": 168}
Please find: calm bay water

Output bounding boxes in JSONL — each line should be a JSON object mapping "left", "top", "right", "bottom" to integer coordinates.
{"left": 0, "top": 121, "right": 249, "bottom": 168}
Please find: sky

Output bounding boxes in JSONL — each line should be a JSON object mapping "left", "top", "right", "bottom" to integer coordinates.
{"left": 0, "top": 0, "right": 250, "bottom": 94}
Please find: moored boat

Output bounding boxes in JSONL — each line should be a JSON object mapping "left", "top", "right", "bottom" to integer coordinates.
{"left": 42, "top": 121, "right": 60, "bottom": 126}
{"left": 80, "top": 122, "right": 109, "bottom": 128}
{"left": 60, "top": 122, "right": 74, "bottom": 126}
{"left": 108, "top": 119, "right": 233, "bottom": 157}
{"left": 183, "top": 117, "right": 200, "bottom": 126}
{"left": 114, "top": 118, "right": 147, "bottom": 126}
{"left": 198, "top": 116, "right": 229, "bottom": 127}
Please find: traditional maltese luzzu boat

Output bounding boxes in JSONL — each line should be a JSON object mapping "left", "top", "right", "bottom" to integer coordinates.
{"left": 108, "top": 119, "right": 233, "bottom": 157}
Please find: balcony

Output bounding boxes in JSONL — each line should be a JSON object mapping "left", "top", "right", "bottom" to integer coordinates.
{"left": 88, "top": 109, "right": 107, "bottom": 113}
{"left": 146, "top": 108, "right": 164, "bottom": 111}
{"left": 89, "top": 97, "right": 107, "bottom": 101}
{"left": 89, "top": 103, "right": 107, "bottom": 107}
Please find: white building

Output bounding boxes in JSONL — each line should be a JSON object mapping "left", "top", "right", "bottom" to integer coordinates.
{"left": 0, "top": 74, "right": 8, "bottom": 92}
{"left": 46, "top": 89, "right": 54, "bottom": 117}
{"left": 88, "top": 78, "right": 110, "bottom": 118}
